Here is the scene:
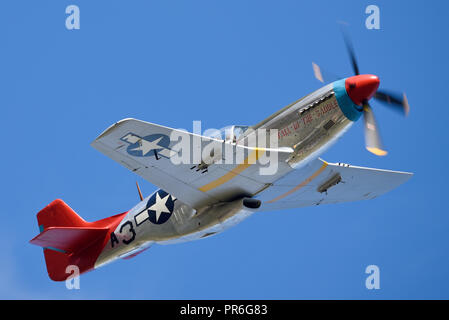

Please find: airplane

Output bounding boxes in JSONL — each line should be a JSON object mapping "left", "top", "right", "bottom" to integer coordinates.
{"left": 30, "top": 34, "right": 412, "bottom": 281}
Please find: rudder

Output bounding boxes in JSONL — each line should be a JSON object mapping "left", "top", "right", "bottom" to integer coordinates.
{"left": 31, "top": 199, "right": 127, "bottom": 281}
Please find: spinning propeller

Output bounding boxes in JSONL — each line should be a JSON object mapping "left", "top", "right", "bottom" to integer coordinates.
{"left": 313, "top": 28, "right": 410, "bottom": 156}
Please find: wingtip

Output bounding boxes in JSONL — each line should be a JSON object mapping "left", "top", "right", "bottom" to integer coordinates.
{"left": 92, "top": 118, "right": 137, "bottom": 142}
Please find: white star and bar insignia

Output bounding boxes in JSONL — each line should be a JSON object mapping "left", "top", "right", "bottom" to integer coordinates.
{"left": 134, "top": 191, "right": 175, "bottom": 226}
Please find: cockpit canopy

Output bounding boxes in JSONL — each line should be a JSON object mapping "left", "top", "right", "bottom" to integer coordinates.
{"left": 204, "top": 125, "right": 250, "bottom": 143}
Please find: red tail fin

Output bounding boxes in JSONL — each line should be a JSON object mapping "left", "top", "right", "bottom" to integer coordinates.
{"left": 30, "top": 199, "right": 127, "bottom": 281}
{"left": 36, "top": 199, "right": 87, "bottom": 230}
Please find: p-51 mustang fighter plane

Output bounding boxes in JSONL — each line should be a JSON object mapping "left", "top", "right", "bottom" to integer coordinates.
{"left": 30, "top": 36, "right": 412, "bottom": 281}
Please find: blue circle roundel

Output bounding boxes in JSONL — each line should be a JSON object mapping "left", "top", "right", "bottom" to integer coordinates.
{"left": 146, "top": 190, "right": 175, "bottom": 224}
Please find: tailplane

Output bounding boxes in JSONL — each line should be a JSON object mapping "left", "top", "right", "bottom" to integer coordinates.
{"left": 30, "top": 199, "right": 127, "bottom": 281}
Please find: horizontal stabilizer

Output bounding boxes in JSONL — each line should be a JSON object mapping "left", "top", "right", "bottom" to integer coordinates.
{"left": 30, "top": 227, "right": 109, "bottom": 254}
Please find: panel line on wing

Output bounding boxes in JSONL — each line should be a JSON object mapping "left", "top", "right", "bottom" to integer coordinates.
{"left": 266, "top": 161, "right": 328, "bottom": 203}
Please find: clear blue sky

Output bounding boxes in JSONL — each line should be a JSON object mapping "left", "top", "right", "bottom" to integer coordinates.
{"left": 1, "top": 0, "right": 448, "bottom": 299}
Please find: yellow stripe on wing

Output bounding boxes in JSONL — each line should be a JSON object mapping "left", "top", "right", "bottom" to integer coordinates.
{"left": 266, "top": 161, "right": 328, "bottom": 203}
{"left": 198, "top": 149, "right": 264, "bottom": 193}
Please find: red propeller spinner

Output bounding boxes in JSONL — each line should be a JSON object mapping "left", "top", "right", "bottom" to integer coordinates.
{"left": 345, "top": 74, "right": 380, "bottom": 106}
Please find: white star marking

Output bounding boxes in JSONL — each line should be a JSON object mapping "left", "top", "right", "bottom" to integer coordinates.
{"left": 131, "top": 137, "right": 163, "bottom": 156}
{"left": 148, "top": 193, "right": 171, "bottom": 223}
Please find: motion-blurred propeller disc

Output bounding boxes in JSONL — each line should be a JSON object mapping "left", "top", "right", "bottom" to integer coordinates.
{"left": 311, "top": 24, "right": 410, "bottom": 156}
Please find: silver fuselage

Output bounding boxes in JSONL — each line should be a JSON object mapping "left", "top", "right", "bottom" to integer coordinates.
{"left": 95, "top": 82, "right": 354, "bottom": 268}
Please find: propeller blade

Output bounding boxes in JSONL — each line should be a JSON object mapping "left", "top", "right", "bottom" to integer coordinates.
{"left": 312, "top": 62, "right": 341, "bottom": 83}
{"left": 312, "top": 62, "right": 324, "bottom": 83}
{"left": 374, "top": 90, "right": 410, "bottom": 116}
{"left": 363, "top": 102, "right": 387, "bottom": 156}
{"left": 340, "top": 25, "right": 360, "bottom": 75}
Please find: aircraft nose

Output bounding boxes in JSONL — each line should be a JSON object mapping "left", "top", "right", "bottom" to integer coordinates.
{"left": 345, "top": 75, "right": 380, "bottom": 106}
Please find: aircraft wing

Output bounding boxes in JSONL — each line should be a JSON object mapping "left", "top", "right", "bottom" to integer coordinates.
{"left": 91, "top": 118, "right": 294, "bottom": 209}
{"left": 256, "top": 158, "right": 413, "bottom": 211}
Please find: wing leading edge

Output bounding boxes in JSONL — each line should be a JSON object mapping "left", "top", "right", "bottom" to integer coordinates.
{"left": 91, "top": 118, "right": 293, "bottom": 209}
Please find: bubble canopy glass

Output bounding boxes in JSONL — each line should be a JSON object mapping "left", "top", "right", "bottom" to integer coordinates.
{"left": 203, "top": 125, "right": 250, "bottom": 142}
